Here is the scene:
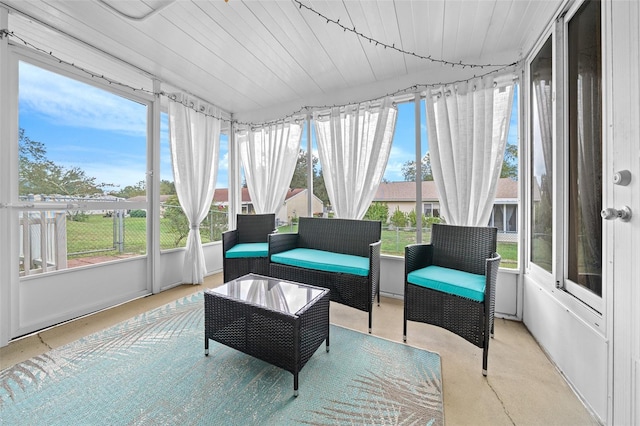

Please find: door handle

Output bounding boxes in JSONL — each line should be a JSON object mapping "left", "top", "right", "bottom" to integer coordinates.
{"left": 601, "top": 206, "right": 632, "bottom": 222}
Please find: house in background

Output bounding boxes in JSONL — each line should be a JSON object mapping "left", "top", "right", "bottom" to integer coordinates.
{"left": 213, "top": 188, "right": 323, "bottom": 225}
{"left": 374, "top": 178, "right": 518, "bottom": 239}
{"left": 277, "top": 189, "right": 324, "bottom": 225}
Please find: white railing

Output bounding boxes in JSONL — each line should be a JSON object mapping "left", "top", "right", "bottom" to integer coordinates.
{"left": 19, "top": 211, "right": 67, "bottom": 275}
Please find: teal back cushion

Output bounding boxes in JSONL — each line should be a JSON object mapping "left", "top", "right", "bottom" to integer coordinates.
{"left": 407, "top": 265, "right": 485, "bottom": 302}
{"left": 225, "top": 242, "right": 268, "bottom": 258}
{"left": 271, "top": 248, "right": 369, "bottom": 277}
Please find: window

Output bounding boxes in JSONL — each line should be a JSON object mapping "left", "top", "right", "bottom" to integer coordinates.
{"left": 527, "top": 0, "right": 603, "bottom": 310}
{"left": 566, "top": 0, "right": 602, "bottom": 298}
{"left": 423, "top": 202, "right": 440, "bottom": 218}
{"left": 490, "top": 204, "right": 518, "bottom": 234}
{"left": 159, "top": 112, "right": 228, "bottom": 250}
{"left": 530, "top": 37, "right": 554, "bottom": 274}
{"left": 374, "top": 100, "right": 423, "bottom": 256}
{"left": 369, "top": 93, "right": 519, "bottom": 267}
{"left": 18, "top": 61, "right": 148, "bottom": 274}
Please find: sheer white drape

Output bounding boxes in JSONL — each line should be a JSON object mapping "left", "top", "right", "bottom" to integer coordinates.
{"left": 237, "top": 122, "right": 302, "bottom": 214}
{"left": 314, "top": 98, "right": 397, "bottom": 220}
{"left": 168, "top": 95, "right": 221, "bottom": 284}
{"left": 425, "top": 77, "right": 514, "bottom": 226}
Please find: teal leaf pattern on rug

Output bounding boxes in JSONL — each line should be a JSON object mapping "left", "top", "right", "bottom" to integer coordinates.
{"left": 298, "top": 338, "right": 443, "bottom": 425}
{"left": 0, "top": 294, "right": 202, "bottom": 409}
{"left": 0, "top": 292, "right": 443, "bottom": 425}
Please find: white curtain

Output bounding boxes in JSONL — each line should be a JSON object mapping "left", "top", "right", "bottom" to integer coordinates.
{"left": 168, "top": 95, "right": 221, "bottom": 284}
{"left": 237, "top": 121, "right": 302, "bottom": 214}
{"left": 425, "top": 76, "right": 514, "bottom": 226}
{"left": 314, "top": 98, "right": 397, "bottom": 220}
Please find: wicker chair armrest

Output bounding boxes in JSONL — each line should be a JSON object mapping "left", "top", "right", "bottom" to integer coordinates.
{"left": 268, "top": 232, "right": 299, "bottom": 256}
{"left": 369, "top": 240, "right": 381, "bottom": 260}
{"left": 485, "top": 252, "right": 501, "bottom": 304}
{"left": 404, "top": 244, "right": 434, "bottom": 275}
{"left": 369, "top": 240, "right": 381, "bottom": 275}
{"left": 222, "top": 229, "right": 239, "bottom": 252}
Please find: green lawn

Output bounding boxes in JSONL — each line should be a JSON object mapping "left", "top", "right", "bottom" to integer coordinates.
{"left": 64, "top": 212, "right": 232, "bottom": 259}
{"left": 65, "top": 217, "right": 518, "bottom": 269}
{"left": 278, "top": 224, "right": 518, "bottom": 269}
{"left": 66, "top": 215, "right": 148, "bottom": 257}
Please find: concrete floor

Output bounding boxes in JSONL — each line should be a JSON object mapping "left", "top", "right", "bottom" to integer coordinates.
{"left": 0, "top": 272, "right": 600, "bottom": 425}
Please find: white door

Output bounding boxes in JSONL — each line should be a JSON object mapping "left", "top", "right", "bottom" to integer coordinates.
{"left": 606, "top": 1, "right": 640, "bottom": 424}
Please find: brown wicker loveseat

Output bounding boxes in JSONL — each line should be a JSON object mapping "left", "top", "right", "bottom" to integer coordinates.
{"left": 268, "top": 217, "right": 382, "bottom": 332}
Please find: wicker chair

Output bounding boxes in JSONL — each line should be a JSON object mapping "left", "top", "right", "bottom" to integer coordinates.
{"left": 403, "top": 223, "right": 500, "bottom": 375}
{"left": 222, "top": 214, "right": 275, "bottom": 282}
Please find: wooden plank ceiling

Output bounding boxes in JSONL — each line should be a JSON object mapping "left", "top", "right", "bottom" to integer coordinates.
{"left": 2, "top": 0, "right": 562, "bottom": 123}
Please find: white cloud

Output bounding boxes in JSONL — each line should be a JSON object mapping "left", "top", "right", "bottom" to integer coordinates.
{"left": 19, "top": 62, "right": 147, "bottom": 136}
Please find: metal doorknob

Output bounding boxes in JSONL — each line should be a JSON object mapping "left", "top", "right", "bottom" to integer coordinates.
{"left": 601, "top": 206, "right": 632, "bottom": 222}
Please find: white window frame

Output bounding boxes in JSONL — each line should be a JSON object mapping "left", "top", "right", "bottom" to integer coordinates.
{"left": 13, "top": 46, "right": 155, "bottom": 274}
{"left": 525, "top": 0, "right": 605, "bottom": 318}
{"left": 560, "top": 0, "right": 605, "bottom": 314}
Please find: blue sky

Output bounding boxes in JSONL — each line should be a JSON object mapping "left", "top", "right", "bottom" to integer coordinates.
{"left": 19, "top": 61, "right": 518, "bottom": 192}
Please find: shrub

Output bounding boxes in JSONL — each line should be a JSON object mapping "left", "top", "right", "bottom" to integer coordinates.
{"left": 364, "top": 202, "right": 389, "bottom": 223}
{"left": 425, "top": 215, "right": 443, "bottom": 229}
{"left": 390, "top": 207, "right": 407, "bottom": 228}
{"left": 129, "top": 209, "right": 146, "bottom": 218}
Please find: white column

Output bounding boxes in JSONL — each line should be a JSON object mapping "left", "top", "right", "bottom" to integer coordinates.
{"left": 414, "top": 94, "right": 423, "bottom": 243}
{"left": 228, "top": 120, "right": 240, "bottom": 228}
{"left": 0, "top": 8, "right": 13, "bottom": 346}
{"left": 149, "top": 79, "right": 161, "bottom": 293}
{"left": 306, "top": 114, "right": 313, "bottom": 217}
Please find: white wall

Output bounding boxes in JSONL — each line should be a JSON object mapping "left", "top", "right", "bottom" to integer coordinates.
{"left": 523, "top": 276, "right": 607, "bottom": 421}
{"left": 16, "top": 258, "right": 149, "bottom": 337}
{"left": 157, "top": 242, "right": 223, "bottom": 291}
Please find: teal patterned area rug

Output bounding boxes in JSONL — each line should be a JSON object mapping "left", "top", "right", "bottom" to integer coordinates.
{"left": 0, "top": 292, "right": 443, "bottom": 425}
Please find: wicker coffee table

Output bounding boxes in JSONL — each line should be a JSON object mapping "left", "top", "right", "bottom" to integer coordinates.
{"left": 204, "top": 273, "right": 330, "bottom": 396}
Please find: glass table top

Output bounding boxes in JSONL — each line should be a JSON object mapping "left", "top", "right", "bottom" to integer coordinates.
{"left": 207, "top": 274, "right": 326, "bottom": 315}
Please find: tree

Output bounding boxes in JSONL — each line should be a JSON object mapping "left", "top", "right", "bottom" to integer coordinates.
{"left": 19, "top": 128, "right": 108, "bottom": 197}
{"left": 289, "top": 149, "right": 330, "bottom": 205}
{"left": 407, "top": 209, "right": 426, "bottom": 227}
{"left": 500, "top": 143, "right": 518, "bottom": 179}
{"left": 290, "top": 149, "right": 312, "bottom": 189}
{"left": 390, "top": 207, "right": 407, "bottom": 228}
{"left": 402, "top": 145, "right": 518, "bottom": 182}
{"left": 314, "top": 170, "right": 329, "bottom": 206}
{"left": 113, "top": 180, "right": 146, "bottom": 199}
{"left": 162, "top": 195, "right": 227, "bottom": 246}
{"left": 160, "top": 180, "right": 176, "bottom": 195}
{"left": 401, "top": 153, "right": 433, "bottom": 182}
{"left": 364, "top": 202, "right": 389, "bottom": 223}
{"left": 163, "top": 195, "right": 190, "bottom": 246}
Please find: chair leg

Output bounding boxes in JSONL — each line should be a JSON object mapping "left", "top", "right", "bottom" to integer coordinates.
{"left": 403, "top": 302, "right": 407, "bottom": 342}
{"left": 368, "top": 310, "right": 372, "bottom": 334}
{"left": 482, "top": 340, "right": 489, "bottom": 376}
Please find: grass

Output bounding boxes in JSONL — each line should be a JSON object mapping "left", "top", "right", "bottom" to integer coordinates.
{"left": 278, "top": 223, "right": 518, "bottom": 269}
{"left": 66, "top": 215, "right": 147, "bottom": 257}
{"left": 65, "top": 214, "right": 218, "bottom": 257}
{"left": 63, "top": 217, "right": 519, "bottom": 270}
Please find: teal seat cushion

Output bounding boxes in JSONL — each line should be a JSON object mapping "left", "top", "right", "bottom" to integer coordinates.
{"left": 407, "top": 265, "right": 486, "bottom": 302}
{"left": 225, "top": 243, "right": 268, "bottom": 259}
{"left": 271, "top": 248, "right": 369, "bottom": 277}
